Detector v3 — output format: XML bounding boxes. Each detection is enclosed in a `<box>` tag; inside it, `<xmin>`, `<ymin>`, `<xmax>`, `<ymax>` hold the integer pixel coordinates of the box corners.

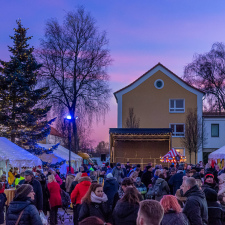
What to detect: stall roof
<box><xmin>0</xmin><ymin>137</ymin><xmax>42</xmax><ymax>168</ymax></box>
<box><xmin>109</xmin><ymin>128</ymin><xmax>172</xmax><ymax>135</ymax></box>
<box><xmin>208</xmin><ymin>145</ymin><xmax>225</xmax><ymax>160</ymax></box>
<box><xmin>37</xmin><ymin>143</ymin><xmax>82</xmax><ymax>162</ymax></box>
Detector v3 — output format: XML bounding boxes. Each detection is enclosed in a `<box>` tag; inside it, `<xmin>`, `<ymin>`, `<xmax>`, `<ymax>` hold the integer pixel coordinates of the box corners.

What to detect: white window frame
<box><xmin>169</xmin><ymin>99</ymin><xmax>185</xmax><ymax>113</ymax></box>
<box><xmin>170</xmin><ymin>123</ymin><xmax>185</xmax><ymax>137</ymax></box>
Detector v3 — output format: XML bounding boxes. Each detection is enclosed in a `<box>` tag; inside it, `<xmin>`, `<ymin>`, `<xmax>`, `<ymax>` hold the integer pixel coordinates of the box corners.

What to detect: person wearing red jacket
<box><xmin>71</xmin><ymin>173</ymin><xmax>91</xmax><ymax>225</ymax></box>
<box><xmin>47</xmin><ymin>174</ymin><xmax>62</xmax><ymax>225</ymax></box>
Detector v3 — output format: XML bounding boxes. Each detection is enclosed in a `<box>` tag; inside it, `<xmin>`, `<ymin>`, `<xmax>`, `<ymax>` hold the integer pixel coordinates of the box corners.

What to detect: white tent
<box><xmin>0</xmin><ymin>137</ymin><xmax>42</xmax><ymax>176</ymax></box>
<box><xmin>37</xmin><ymin>143</ymin><xmax>83</xmax><ymax>172</ymax></box>
<box><xmin>208</xmin><ymin>145</ymin><xmax>225</xmax><ymax>161</ymax></box>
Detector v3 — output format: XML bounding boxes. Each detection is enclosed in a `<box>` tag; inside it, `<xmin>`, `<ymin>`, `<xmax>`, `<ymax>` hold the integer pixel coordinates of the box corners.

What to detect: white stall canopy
<box><xmin>37</xmin><ymin>143</ymin><xmax>82</xmax><ymax>171</ymax></box>
<box><xmin>208</xmin><ymin>145</ymin><xmax>225</xmax><ymax>161</ymax></box>
<box><xmin>0</xmin><ymin>137</ymin><xmax>42</xmax><ymax>168</ymax></box>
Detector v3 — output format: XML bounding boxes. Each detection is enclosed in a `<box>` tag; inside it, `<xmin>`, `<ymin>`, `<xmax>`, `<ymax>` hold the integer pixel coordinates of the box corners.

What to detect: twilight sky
<box><xmin>1</xmin><ymin>0</ymin><xmax>225</xmax><ymax>146</ymax></box>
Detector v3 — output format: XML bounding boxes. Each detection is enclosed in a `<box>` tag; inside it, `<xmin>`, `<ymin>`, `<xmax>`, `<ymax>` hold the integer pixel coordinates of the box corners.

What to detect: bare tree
<box><xmin>37</xmin><ymin>7</ymin><xmax>112</xmax><ymax>153</ymax></box>
<box><xmin>125</xmin><ymin>108</ymin><xmax>140</xmax><ymax>128</ymax></box>
<box><xmin>95</xmin><ymin>141</ymin><xmax>109</xmax><ymax>155</ymax></box>
<box><xmin>181</xmin><ymin>109</ymin><xmax>206</xmax><ymax>164</ymax></box>
<box><xmin>184</xmin><ymin>42</ymin><xmax>225</xmax><ymax>112</ymax></box>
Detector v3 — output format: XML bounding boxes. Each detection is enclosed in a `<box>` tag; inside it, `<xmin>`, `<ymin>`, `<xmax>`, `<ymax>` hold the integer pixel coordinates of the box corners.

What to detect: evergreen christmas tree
<box><xmin>0</xmin><ymin>20</ymin><xmax>55</xmax><ymax>153</ymax></box>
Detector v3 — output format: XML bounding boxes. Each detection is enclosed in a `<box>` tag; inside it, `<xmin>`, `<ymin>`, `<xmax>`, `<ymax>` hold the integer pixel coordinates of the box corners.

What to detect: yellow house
<box><xmin>110</xmin><ymin>63</ymin><xmax>204</xmax><ymax>165</ymax></box>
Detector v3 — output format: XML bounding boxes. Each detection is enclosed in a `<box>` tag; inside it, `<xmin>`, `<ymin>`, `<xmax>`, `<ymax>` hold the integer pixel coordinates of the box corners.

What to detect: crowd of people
<box><xmin>1</xmin><ymin>161</ymin><xmax>225</xmax><ymax>225</ymax></box>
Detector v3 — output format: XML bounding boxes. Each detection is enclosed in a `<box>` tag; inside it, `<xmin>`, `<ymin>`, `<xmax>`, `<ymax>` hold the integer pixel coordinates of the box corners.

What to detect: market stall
<box><xmin>160</xmin><ymin>148</ymin><xmax>186</xmax><ymax>163</ymax></box>
<box><xmin>208</xmin><ymin>145</ymin><xmax>225</xmax><ymax>168</ymax></box>
<box><xmin>37</xmin><ymin>143</ymin><xmax>83</xmax><ymax>172</ymax></box>
<box><xmin>0</xmin><ymin>137</ymin><xmax>42</xmax><ymax>177</ymax></box>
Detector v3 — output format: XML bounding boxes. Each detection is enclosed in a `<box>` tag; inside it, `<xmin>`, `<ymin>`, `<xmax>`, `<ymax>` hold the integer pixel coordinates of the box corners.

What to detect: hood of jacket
<box><xmin>115</xmin><ymin>201</ymin><xmax>139</xmax><ymax>218</ymax></box>
<box><xmin>105</xmin><ymin>177</ymin><xmax>117</xmax><ymax>184</ymax></box>
<box><xmin>155</xmin><ymin>178</ymin><xmax>165</xmax><ymax>184</ymax></box>
<box><xmin>78</xmin><ymin>176</ymin><xmax>92</xmax><ymax>184</ymax></box>
<box><xmin>184</xmin><ymin>185</ymin><xmax>205</xmax><ymax>199</ymax></box>
<box><xmin>8</xmin><ymin>200</ymin><xmax>31</xmax><ymax>214</ymax></box>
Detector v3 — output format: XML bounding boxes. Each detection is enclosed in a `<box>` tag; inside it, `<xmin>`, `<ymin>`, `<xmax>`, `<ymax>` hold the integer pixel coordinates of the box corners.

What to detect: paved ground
<box><xmin>3</xmin><ymin>208</ymin><xmax>74</xmax><ymax>225</ymax></box>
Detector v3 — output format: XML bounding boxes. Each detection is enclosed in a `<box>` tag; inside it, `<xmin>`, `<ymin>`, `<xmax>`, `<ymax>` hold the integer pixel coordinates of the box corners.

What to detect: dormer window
<box><xmin>169</xmin><ymin>99</ymin><xmax>185</xmax><ymax>113</ymax></box>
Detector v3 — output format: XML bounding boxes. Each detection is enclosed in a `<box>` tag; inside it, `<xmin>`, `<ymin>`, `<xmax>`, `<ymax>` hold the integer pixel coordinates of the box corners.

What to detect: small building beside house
<box><xmin>202</xmin><ymin>112</ymin><xmax>225</xmax><ymax>164</ymax></box>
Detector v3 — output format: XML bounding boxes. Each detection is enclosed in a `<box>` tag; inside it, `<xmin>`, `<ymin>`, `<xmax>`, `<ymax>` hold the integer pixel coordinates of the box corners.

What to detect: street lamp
<box><xmin>65</xmin><ymin>115</ymin><xmax>78</xmax><ymax>173</ymax></box>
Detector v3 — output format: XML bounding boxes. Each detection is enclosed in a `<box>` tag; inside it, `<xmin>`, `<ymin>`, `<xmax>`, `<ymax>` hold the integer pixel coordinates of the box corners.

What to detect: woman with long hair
<box><xmin>160</xmin><ymin>195</ymin><xmax>189</xmax><ymax>225</ymax></box>
<box><xmin>113</xmin><ymin>187</ymin><xmax>140</xmax><ymax>225</ymax></box>
<box><xmin>69</xmin><ymin>172</ymin><xmax>82</xmax><ymax>195</ymax></box>
<box><xmin>79</xmin><ymin>183</ymin><xmax>109</xmax><ymax>222</ymax></box>
<box><xmin>47</xmin><ymin>174</ymin><xmax>62</xmax><ymax>225</ymax></box>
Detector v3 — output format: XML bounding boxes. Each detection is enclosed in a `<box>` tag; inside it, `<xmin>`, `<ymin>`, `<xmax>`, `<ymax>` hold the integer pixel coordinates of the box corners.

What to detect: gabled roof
<box><xmin>203</xmin><ymin>112</ymin><xmax>225</xmax><ymax>118</ymax></box>
<box><xmin>50</xmin><ymin>127</ymin><xmax>64</xmax><ymax>138</ymax></box>
<box><xmin>114</xmin><ymin>63</ymin><xmax>204</xmax><ymax>102</ymax></box>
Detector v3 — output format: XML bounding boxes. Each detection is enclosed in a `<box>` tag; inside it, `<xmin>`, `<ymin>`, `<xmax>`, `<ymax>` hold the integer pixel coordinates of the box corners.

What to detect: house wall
<box><xmin>121</xmin><ymin>70</ymin><xmax>198</xmax><ymax>163</ymax></box>
<box><xmin>203</xmin><ymin>117</ymin><xmax>225</xmax><ymax>149</ymax></box>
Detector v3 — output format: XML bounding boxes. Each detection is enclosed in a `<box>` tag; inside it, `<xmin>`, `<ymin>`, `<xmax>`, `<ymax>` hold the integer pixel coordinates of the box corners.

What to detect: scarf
<box><xmin>118</xmin><ymin>186</ymin><xmax>124</xmax><ymax>199</ymax></box>
<box><xmin>91</xmin><ymin>192</ymin><xmax>108</xmax><ymax>203</ymax></box>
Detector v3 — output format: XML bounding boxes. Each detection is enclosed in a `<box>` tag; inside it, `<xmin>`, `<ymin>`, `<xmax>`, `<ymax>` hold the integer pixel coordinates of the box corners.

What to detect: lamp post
<box><xmin>65</xmin><ymin>115</ymin><xmax>78</xmax><ymax>173</ymax></box>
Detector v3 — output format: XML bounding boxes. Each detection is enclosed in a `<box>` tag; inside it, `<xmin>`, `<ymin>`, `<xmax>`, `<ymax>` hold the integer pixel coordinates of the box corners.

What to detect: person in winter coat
<box><xmin>103</xmin><ymin>173</ymin><xmax>119</xmax><ymax>208</ymax></box>
<box><xmin>112</xmin><ymin>163</ymin><xmax>124</xmax><ymax>184</ymax></box>
<box><xmin>112</xmin><ymin>186</ymin><xmax>140</xmax><ymax>225</ymax></box>
<box><xmin>79</xmin><ymin>184</ymin><xmax>109</xmax><ymax>222</ymax></box>
<box><xmin>49</xmin><ymin>169</ymin><xmax>62</xmax><ymax>186</ymax></box>
<box><xmin>79</xmin><ymin>216</ymin><xmax>112</xmax><ymax>225</ymax></box>
<box><xmin>71</xmin><ymin>173</ymin><xmax>92</xmax><ymax>225</ymax></box>
<box><xmin>152</xmin><ymin>169</ymin><xmax>161</xmax><ymax>186</ymax></box>
<box><xmin>0</xmin><ymin>183</ymin><xmax>7</xmax><ymax>225</ymax></box>
<box><xmin>154</xmin><ymin>174</ymin><xmax>170</xmax><ymax>201</ymax></box>
<box><xmin>6</xmin><ymin>184</ymin><xmax>42</xmax><ymax>225</ymax></box>
<box><xmin>204</xmin><ymin>188</ymin><xmax>223</xmax><ymax>225</ymax></box>
<box><xmin>182</xmin><ymin>177</ymin><xmax>208</xmax><ymax>225</ymax></box>
<box><xmin>69</xmin><ymin>172</ymin><xmax>82</xmax><ymax>195</ymax></box>
<box><xmin>141</xmin><ymin>166</ymin><xmax>152</xmax><ymax>188</ymax></box>
<box><xmin>168</xmin><ymin>167</ymin><xmax>184</xmax><ymax>195</ymax></box>
<box><xmin>18</xmin><ymin>170</ymin><xmax>43</xmax><ymax>211</ymax></box>
<box><xmin>160</xmin><ymin>195</ymin><xmax>189</xmax><ymax>225</ymax></box>
<box><xmin>0</xmin><ymin>174</ymin><xmax>9</xmax><ymax>189</ymax></box>
<box><xmin>66</xmin><ymin>173</ymin><xmax>76</xmax><ymax>193</ymax></box>
<box><xmin>135</xmin><ymin>177</ymin><xmax>147</xmax><ymax>200</ymax></box>
<box><xmin>35</xmin><ymin>170</ymin><xmax>49</xmax><ymax>215</ymax></box>
<box><xmin>47</xmin><ymin>174</ymin><xmax>62</xmax><ymax>225</ymax></box>
<box><xmin>202</xmin><ymin>173</ymin><xmax>219</xmax><ymax>193</ymax></box>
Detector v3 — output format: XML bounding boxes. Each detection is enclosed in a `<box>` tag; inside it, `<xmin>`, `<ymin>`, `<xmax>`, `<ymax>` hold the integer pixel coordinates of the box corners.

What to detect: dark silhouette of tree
<box><xmin>184</xmin><ymin>42</ymin><xmax>225</xmax><ymax>112</ymax></box>
<box><xmin>0</xmin><ymin>20</ymin><xmax>53</xmax><ymax>151</ymax></box>
<box><xmin>37</xmin><ymin>7</ymin><xmax>112</xmax><ymax>153</ymax></box>
<box><xmin>95</xmin><ymin>141</ymin><xmax>109</xmax><ymax>155</ymax></box>
<box><xmin>181</xmin><ymin>109</ymin><xmax>206</xmax><ymax>164</ymax></box>
<box><xmin>125</xmin><ymin>108</ymin><xmax>140</xmax><ymax>128</ymax></box>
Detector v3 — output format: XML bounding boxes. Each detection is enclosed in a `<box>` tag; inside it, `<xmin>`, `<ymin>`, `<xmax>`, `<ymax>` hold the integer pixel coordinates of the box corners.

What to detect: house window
<box><xmin>169</xmin><ymin>99</ymin><xmax>185</xmax><ymax>113</ymax></box>
<box><xmin>211</xmin><ymin>124</ymin><xmax>219</xmax><ymax>137</ymax></box>
<box><xmin>154</xmin><ymin>79</ymin><xmax>164</xmax><ymax>89</ymax></box>
<box><xmin>170</xmin><ymin>124</ymin><xmax>185</xmax><ymax>137</ymax></box>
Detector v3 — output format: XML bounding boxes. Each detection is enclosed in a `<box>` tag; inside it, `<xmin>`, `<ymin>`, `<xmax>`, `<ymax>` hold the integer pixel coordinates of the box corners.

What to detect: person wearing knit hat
<box><xmin>112</xmin><ymin>162</ymin><xmax>124</xmax><ymax>184</ymax></box>
<box><xmin>106</xmin><ymin>173</ymin><xmax>113</xmax><ymax>179</ymax></box>
<box><xmin>18</xmin><ymin>170</ymin><xmax>43</xmax><ymax>211</ymax></box>
<box><xmin>202</xmin><ymin>173</ymin><xmax>219</xmax><ymax>193</ymax></box>
<box><xmin>204</xmin><ymin>188</ymin><xmax>223</xmax><ymax>225</ymax></box>
<box><xmin>6</xmin><ymin>184</ymin><xmax>42</xmax><ymax>225</ymax></box>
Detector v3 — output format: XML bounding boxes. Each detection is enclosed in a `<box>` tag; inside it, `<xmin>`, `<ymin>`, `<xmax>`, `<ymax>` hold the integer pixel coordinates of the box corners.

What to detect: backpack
<box><xmin>146</xmin><ymin>187</ymin><xmax>155</xmax><ymax>199</ymax></box>
<box><xmin>61</xmin><ymin>189</ymin><xmax>70</xmax><ymax>208</ymax></box>
<box><xmin>154</xmin><ymin>182</ymin><xmax>163</xmax><ymax>197</ymax></box>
